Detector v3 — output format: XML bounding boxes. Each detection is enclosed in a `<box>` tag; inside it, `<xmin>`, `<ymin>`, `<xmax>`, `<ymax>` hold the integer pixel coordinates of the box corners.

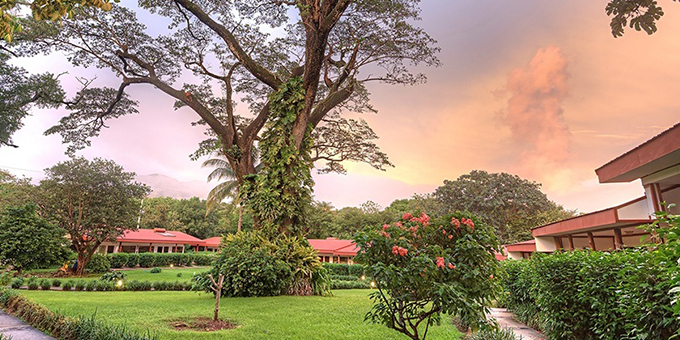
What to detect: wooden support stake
<box><xmin>614</xmin><ymin>228</ymin><xmax>623</xmax><ymax>250</ymax></box>
<box><xmin>587</xmin><ymin>232</ymin><xmax>596</xmax><ymax>251</ymax></box>
<box><xmin>567</xmin><ymin>235</ymin><xmax>574</xmax><ymax>250</ymax></box>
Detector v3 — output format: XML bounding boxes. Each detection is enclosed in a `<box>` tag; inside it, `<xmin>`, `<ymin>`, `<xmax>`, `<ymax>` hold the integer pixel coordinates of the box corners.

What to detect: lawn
<box><xmin>86</xmin><ymin>266</ymin><xmax>210</xmax><ymax>282</ymax></box>
<box><xmin>20</xmin><ymin>289</ymin><xmax>461</xmax><ymax>339</ymax></box>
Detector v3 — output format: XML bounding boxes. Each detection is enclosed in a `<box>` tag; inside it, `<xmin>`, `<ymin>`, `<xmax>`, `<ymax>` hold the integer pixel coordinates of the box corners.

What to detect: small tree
<box><xmin>38</xmin><ymin>157</ymin><xmax>149</xmax><ymax>275</ymax></box>
<box><xmin>354</xmin><ymin>212</ymin><xmax>502</xmax><ymax>340</ymax></box>
<box><xmin>208</xmin><ymin>273</ymin><xmax>225</xmax><ymax>322</ymax></box>
<box><xmin>0</xmin><ymin>204</ymin><xmax>71</xmax><ymax>273</ymax></box>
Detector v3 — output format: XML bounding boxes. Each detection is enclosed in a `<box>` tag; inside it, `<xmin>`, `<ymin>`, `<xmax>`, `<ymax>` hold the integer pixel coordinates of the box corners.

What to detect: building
<box><xmin>201</xmin><ymin>237</ymin><xmax>222</xmax><ymax>252</ymax></box>
<box><xmin>98</xmin><ymin>228</ymin><xmax>204</xmax><ymax>254</ymax></box>
<box><xmin>307</xmin><ymin>237</ymin><xmax>359</xmax><ymax>264</ymax></box>
<box><xmin>505</xmin><ymin>123</ymin><xmax>680</xmax><ymax>260</ymax></box>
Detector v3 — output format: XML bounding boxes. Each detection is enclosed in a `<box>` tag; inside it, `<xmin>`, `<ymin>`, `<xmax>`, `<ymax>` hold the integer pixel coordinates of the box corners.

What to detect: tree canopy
<box><xmin>38</xmin><ymin>157</ymin><xmax>149</xmax><ymax>275</ymax></box>
<box><xmin>433</xmin><ymin>170</ymin><xmax>575</xmax><ymax>244</ymax></box>
<box><xmin>0</xmin><ymin>204</ymin><xmax>71</xmax><ymax>273</ymax></box>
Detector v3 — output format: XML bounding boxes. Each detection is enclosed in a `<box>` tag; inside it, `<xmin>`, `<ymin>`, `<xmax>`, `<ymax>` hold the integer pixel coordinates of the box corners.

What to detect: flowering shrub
<box><xmin>355</xmin><ymin>212</ymin><xmax>501</xmax><ymax>340</ymax></box>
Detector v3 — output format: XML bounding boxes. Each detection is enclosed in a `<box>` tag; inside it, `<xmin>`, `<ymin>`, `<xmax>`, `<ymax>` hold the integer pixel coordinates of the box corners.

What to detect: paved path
<box><xmin>0</xmin><ymin>310</ymin><xmax>54</xmax><ymax>340</ymax></box>
<box><xmin>488</xmin><ymin>308</ymin><xmax>546</xmax><ymax>340</ymax></box>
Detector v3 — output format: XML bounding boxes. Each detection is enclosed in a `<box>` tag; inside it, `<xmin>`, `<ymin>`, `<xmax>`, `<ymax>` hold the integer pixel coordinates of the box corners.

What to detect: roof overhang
<box><xmin>505</xmin><ymin>241</ymin><xmax>536</xmax><ymax>253</ymax></box>
<box><xmin>532</xmin><ymin>196</ymin><xmax>651</xmax><ymax>237</ymax></box>
<box><xmin>596</xmin><ymin>123</ymin><xmax>680</xmax><ymax>183</ymax></box>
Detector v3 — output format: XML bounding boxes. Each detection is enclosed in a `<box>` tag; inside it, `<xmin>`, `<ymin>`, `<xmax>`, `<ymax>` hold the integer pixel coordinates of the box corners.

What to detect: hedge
<box><xmin>105</xmin><ymin>252</ymin><xmax>215</xmax><ymax>268</ymax></box>
<box><xmin>0</xmin><ymin>287</ymin><xmax>157</xmax><ymax>339</ymax></box>
<box><xmin>502</xmin><ymin>249</ymin><xmax>679</xmax><ymax>339</ymax></box>
<box><xmin>322</xmin><ymin>263</ymin><xmax>364</xmax><ymax>276</ymax></box>
<box><xmin>330</xmin><ymin>280</ymin><xmax>370</xmax><ymax>290</ymax></box>
<box><xmin>55</xmin><ymin>280</ymin><xmax>191</xmax><ymax>292</ymax></box>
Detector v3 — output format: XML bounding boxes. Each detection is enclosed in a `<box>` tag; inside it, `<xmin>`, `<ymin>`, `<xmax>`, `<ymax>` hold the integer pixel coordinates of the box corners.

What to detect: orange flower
<box><xmin>436</xmin><ymin>257</ymin><xmax>445</xmax><ymax>268</ymax></box>
<box><xmin>448</xmin><ymin>263</ymin><xmax>455</xmax><ymax>269</ymax></box>
<box><xmin>448</xmin><ymin>235</ymin><xmax>453</xmax><ymax>239</ymax></box>
<box><xmin>402</xmin><ymin>212</ymin><xmax>413</xmax><ymax>220</ymax></box>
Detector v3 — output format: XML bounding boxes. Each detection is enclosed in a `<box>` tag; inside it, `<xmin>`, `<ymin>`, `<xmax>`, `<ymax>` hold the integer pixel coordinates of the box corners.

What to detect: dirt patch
<box><xmin>170</xmin><ymin>317</ymin><xmax>237</xmax><ymax>332</ymax></box>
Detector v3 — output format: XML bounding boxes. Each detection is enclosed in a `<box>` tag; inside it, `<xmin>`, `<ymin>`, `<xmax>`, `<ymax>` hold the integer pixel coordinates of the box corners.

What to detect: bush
<box><xmin>108</xmin><ymin>253</ymin><xmax>129</xmax><ymax>268</ymax></box>
<box><xmin>74</xmin><ymin>280</ymin><xmax>86</xmax><ymax>291</ymax></box>
<box><xmin>95</xmin><ymin>280</ymin><xmax>112</xmax><ymax>291</ymax></box>
<box><xmin>329</xmin><ymin>274</ymin><xmax>359</xmax><ymax>281</ymax></box>
<box><xmin>192</xmin><ymin>253</ymin><xmax>214</xmax><ymax>266</ymax></box>
<box><xmin>61</xmin><ymin>280</ymin><xmax>74</xmax><ymax>291</ymax></box>
<box><xmin>502</xmin><ymin>249</ymin><xmax>679</xmax><ymax>339</ymax></box>
<box><xmin>465</xmin><ymin>327</ymin><xmax>517</xmax><ymax>340</ymax></box>
<box><xmin>138</xmin><ymin>253</ymin><xmax>155</xmax><ymax>268</ymax></box>
<box><xmin>126</xmin><ymin>253</ymin><xmax>140</xmax><ymax>268</ymax></box>
<box><xmin>52</xmin><ymin>279</ymin><xmax>62</xmax><ymax>288</ymax></box>
<box><xmin>100</xmin><ymin>271</ymin><xmax>126</xmax><ymax>282</ymax></box>
<box><xmin>152</xmin><ymin>281</ymin><xmax>168</xmax><ymax>291</ymax></box>
<box><xmin>85</xmin><ymin>254</ymin><xmax>111</xmax><ymax>273</ymax></box>
<box><xmin>139</xmin><ymin>281</ymin><xmax>152</xmax><ymax>291</ymax></box>
<box><xmin>85</xmin><ymin>280</ymin><xmax>97</xmax><ymax>291</ymax></box>
<box><xmin>150</xmin><ymin>267</ymin><xmax>162</xmax><ymax>274</ymax></box>
<box><xmin>354</xmin><ymin>212</ymin><xmax>502</xmax><ymax>337</ymax></box>
<box><xmin>153</xmin><ymin>253</ymin><xmax>170</xmax><ymax>267</ymax></box>
<box><xmin>330</xmin><ymin>280</ymin><xmax>370</xmax><ymax>289</ymax></box>
<box><xmin>323</xmin><ymin>263</ymin><xmax>349</xmax><ymax>275</ymax></box>
<box><xmin>0</xmin><ymin>272</ymin><xmax>10</xmax><ymax>286</ymax></box>
<box><xmin>348</xmin><ymin>264</ymin><xmax>364</xmax><ymax>277</ymax></box>
<box><xmin>10</xmin><ymin>278</ymin><xmax>23</xmax><ymax>289</ymax></box>
<box><xmin>27</xmin><ymin>280</ymin><xmax>39</xmax><ymax>290</ymax></box>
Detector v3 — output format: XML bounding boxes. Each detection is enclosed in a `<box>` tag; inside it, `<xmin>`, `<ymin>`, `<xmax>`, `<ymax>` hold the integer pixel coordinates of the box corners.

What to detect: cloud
<box><xmin>499</xmin><ymin>46</ymin><xmax>573</xmax><ymax>191</ymax></box>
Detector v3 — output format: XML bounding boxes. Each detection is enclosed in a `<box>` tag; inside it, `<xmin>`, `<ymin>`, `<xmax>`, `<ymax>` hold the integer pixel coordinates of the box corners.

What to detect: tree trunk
<box><xmin>214</xmin><ymin>290</ymin><xmax>221</xmax><ymax>321</ymax></box>
<box><xmin>76</xmin><ymin>253</ymin><xmax>87</xmax><ymax>276</ymax></box>
<box><xmin>237</xmin><ymin>205</ymin><xmax>242</xmax><ymax>232</ymax></box>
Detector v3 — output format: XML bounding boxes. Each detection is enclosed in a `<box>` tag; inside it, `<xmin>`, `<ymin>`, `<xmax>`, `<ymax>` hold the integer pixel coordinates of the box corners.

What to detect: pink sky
<box><xmin>2</xmin><ymin>0</ymin><xmax>679</xmax><ymax>213</ymax></box>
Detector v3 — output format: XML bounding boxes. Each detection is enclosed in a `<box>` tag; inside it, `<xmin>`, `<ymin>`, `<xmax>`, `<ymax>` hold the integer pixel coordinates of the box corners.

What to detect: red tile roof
<box><xmin>117</xmin><ymin>229</ymin><xmax>204</xmax><ymax>245</ymax></box>
<box><xmin>307</xmin><ymin>237</ymin><xmax>359</xmax><ymax>256</ymax></box>
<box><xmin>203</xmin><ymin>237</ymin><xmax>222</xmax><ymax>248</ymax></box>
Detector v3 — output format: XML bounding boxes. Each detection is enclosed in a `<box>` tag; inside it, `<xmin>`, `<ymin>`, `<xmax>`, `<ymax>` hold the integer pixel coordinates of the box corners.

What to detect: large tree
<box><xmin>38</xmin><ymin>157</ymin><xmax>149</xmax><ymax>275</ymax></box>
<box><xmin>434</xmin><ymin>170</ymin><xmax>575</xmax><ymax>244</ymax></box>
<box><xmin>0</xmin><ymin>204</ymin><xmax>71</xmax><ymax>273</ymax></box>
<box><xmin>17</xmin><ymin>0</ymin><xmax>439</xmax><ymax>232</ymax></box>
<box><xmin>0</xmin><ymin>169</ymin><xmax>35</xmax><ymax>211</ymax></box>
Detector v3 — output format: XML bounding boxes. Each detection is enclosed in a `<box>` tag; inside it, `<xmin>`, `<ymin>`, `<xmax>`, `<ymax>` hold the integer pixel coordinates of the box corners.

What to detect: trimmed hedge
<box><xmin>322</xmin><ymin>263</ymin><xmax>364</xmax><ymax>276</ymax></box>
<box><xmin>106</xmin><ymin>252</ymin><xmax>215</xmax><ymax>268</ymax></box>
<box><xmin>0</xmin><ymin>287</ymin><xmax>157</xmax><ymax>339</ymax></box>
<box><xmin>85</xmin><ymin>254</ymin><xmax>111</xmax><ymax>273</ymax></box>
<box><xmin>56</xmin><ymin>280</ymin><xmax>189</xmax><ymax>292</ymax></box>
<box><xmin>502</xmin><ymin>249</ymin><xmax>679</xmax><ymax>339</ymax></box>
<box><xmin>330</xmin><ymin>280</ymin><xmax>370</xmax><ymax>289</ymax></box>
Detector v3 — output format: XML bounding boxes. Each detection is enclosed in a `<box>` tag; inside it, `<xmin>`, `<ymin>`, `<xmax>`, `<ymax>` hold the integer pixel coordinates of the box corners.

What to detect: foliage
<box><xmin>38</xmin><ymin>157</ymin><xmax>149</xmax><ymax>275</ymax></box>
<box><xmin>85</xmin><ymin>254</ymin><xmax>111</xmax><ymax>274</ymax></box>
<box><xmin>0</xmin><ymin>204</ymin><xmax>71</xmax><ymax>273</ymax></box>
<box><xmin>52</xmin><ymin>279</ymin><xmax>61</xmax><ymax>287</ymax></box>
<box><xmin>606</xmin><ymin>0</ymin><xmax>679</xmax><ymax>37</ymax></box>
<box><xmin>27</xmin><ymin>280</ymin><xmax>39</xmax><ymax>290</ymax></box>
<box><xmin>125</xmin><ymin>253</ymin><xmax>140</xmax><ymax>268</ymax></box>
<box><xmin>433</xmin><ymin>170</ymin><xmax>575</xmax><ymax>244</ymax></box>
<box><xmin>10</xmin><ymin>278</ymin><xmax>23</xmax><ymax>289</ymax></box>
<box><xmin>0</xmin><ymin>288</ymin><xmax>158</xmax><ymax>339</ymax></box>
<box><xmin>196</xmin><ymin>230</ymin><xmax>329</xmax><ymax>297</ymax></box>
<box><xmin>61</xmin><ymin>280</ymin><xmax>74</xmax><ymax>291</ymax></box>
<box><xmin>240</xmin><ymin>77</ymin><xmax>314</xmax><ymax>234</ymax></box>
<box><xmin>150</xmin><ymin>267</ymin><xmax>161</xmax><ymax>274</ymax></box>
<box><xmin>108</xmin><ymin>253</ymin><xmax>129</xmax><ymax>268</ymax></box>
<box><xmin>138</xmin><ymin>253</ymin><xmax>155</xmax><ymax>268</ymax></box>
<box><xmin>502</xmin><ymin>248</ymin><xmax>679</xmax><ymax>339</ymax></box>
<box><xmin>74</xmin><ymin>280</ymin><xmax>86</xmax><ymax>291</ymax></box>
<box><xmin>100</xmin><ymin>271</ymin><xmax>126</xmax><ymax>282</ymax></box>
<box><xmin>355</xmin><ymin>212</ymin><xmax>502</xmax><ymax>339</ymax></box>
<box><xmin>39</xmin><ymin>279</ymin><xmax>51</xmax><ymax>290</ymax></box>
<box><xmin>465</xmin><ymin>327</ymin><xmax>518</xmax><ymax>340</ymax></box>
<box><xmin>330</xmin><ymin>280</ymin><xmax>371</xmax><ymax>290</ymax></box>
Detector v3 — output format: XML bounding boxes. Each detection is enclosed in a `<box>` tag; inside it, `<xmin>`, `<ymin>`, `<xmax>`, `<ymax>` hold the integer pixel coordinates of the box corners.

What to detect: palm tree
<box><xmin>202</xmin><ymin>151</ymin><xmax>261</xmax><ymax>232</ymax></box>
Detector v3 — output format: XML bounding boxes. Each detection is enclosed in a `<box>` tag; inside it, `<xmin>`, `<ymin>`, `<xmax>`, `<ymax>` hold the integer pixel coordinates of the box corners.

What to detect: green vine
<box><xmin>240</xmin><ymin>77</ymin><xmax>314</xmax><ymax>235</ymax></box>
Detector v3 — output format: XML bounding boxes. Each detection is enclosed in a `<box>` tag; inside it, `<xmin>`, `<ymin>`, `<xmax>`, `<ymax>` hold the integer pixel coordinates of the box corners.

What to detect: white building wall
<box><xmin>535</xmin><ymin>237</ymin><xmax>556</xmax><ymax>252</ymax></box>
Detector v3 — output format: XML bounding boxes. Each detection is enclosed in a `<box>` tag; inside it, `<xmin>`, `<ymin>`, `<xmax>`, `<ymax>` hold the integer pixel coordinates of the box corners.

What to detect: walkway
<box><xmin>488</xmin><ymin>308</ymin><xmax>546</xmax><ymax>340</ymax></box>
<box><xmin>0</xmin><ymin>310</ymin><xmax>54</xmax><ymax>340</ymax></box>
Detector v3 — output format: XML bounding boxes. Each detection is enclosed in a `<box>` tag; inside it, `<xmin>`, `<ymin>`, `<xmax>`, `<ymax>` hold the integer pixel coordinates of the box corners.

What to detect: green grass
<box><xmin>71</xmin><ymin>266</ymin><xmax>211</xmax><ymax>282</ymax></box>
<box><xmin>21</xmin><ymin>290</ymin><xmax>461</xmax><ymax>339</ymax></box>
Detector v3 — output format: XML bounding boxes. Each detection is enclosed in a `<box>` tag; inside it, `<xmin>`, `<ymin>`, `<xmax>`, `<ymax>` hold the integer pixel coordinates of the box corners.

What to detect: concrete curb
<box><xmin>0</xmin><ymin>310</ymin><xmax>54</xmax><ymax>340</ymax></box>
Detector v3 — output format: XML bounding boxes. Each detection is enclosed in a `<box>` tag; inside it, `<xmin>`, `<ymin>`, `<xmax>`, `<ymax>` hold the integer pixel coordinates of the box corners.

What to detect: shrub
<box><xmin>348</xmin><ymin>264</ymin><xmax>364</xmax><ymax>277</ymax></box>
<box><xmin>330</xmin><ymin>280</ymin><xmax>370</xmax><ymax>289</ymax></box>
<box><xmin>323</xmin><ymin>263</ymin><xmax>350</xmax><ymax>275</ymax></box>
<box><xmin>150</xmin><ymin>267</ymin><xmax>162</xmax><ymax>274</ymax></box>
<box><xmin>151</xmin><ymin>281</ymin><xmax>166</xmax><ymax>291</ymax></box>
<box><xmin>85</xmin><ymin>254</ymin><xmax>111</xmax><ymax>273</ymax></box>
<box><xmin>176</xmin><ymin>273</ymin><xmax>182</xmax><ymax>278</ymax></box>
<box><xmin>192</xmin><ymin>253</ymin><xmax>214</xmax><ymax>266</ymax></box>
<box><xmin>0</xmin><ymin>272</ymin><xmax>11</xmax><ymax>286</ymax></box>
<box><xmin>74</xmin><ymin>280</ymin><xmax>86</xmax><ymax>291</ymax></box>
<box><xmin>51</xmin><ymin>279</ymin><xmax>62</xmax><ymax>288</ymax></box>
<box><xmin>139</xmin><ymin>281</ymin><xmax>152</xmax><ymax>291</ymax></box>
<box><xmin>108</xmin><ymin>253</ymin><xmax>129</xmax><ymax>268</ymax></box>
<box><xmin>85</xmin><ymin>280</ymin><xmax>97</xmax><ymax>291</ymax></box>
<box><xmin>354</xmin><ymin>212</ymin><xmax>502</xmax><ymax>337</ymax></box>
<box><xmin>27</xmin><ymin>280</ymin><xmax>39</xmax><ymax>290</ymax></box>
<box><xmin>100</xmin><ymin>271</ymin><xmax>126</xmax><ymax>282</ymax></box>
<box><xmin>138</xmin><ymin>253</ymin><xmax>155</xmax><ymax>268</ymax></box>
<box><xmin>126</xmin><ymin>253</ymin><xmax>140</xmax><ymax>268</ymax></box>
<box><xmin>42</xmin><ymin>279</ymin><xmax>52</xmax><ymax>290</ymax></box>
<box><xmin>329</xmin><ymin>274</ymin><xmax>359</xmax><ymax>281</ymax></box>
<box><xmin>95</xmin><ymin>280</ymin><xmax>111</xmax><ymax>291</ymax></box>
<box><xmin>154</xmin><ymin>253</ymin><xmax>171</xmax><ymax>267</ymax></box>
<box><xmin>61</xmin><ymin>280</ymin><xmax>74</xmax><ymax>291</ymax></box>
<box><xmin>465</xmin><ymin>327</ymin><xmax>517</xmax><ymax>340</ymax></box>
<box><xmin>10</xmin><ymin>278</ymin><xmax>23</xmax><ymax>289</ymax></box>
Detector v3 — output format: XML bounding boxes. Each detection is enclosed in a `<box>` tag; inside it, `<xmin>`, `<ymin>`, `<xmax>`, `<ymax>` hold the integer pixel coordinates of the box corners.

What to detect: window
<box><xmin>107</xmin><ymin>245</ymin><xmax>115</xmax><ymax>253</ymax></box>
<box><xmin>121</xmin><ymin>246</ymin><xmax>136</xmax><ymax>253</ymax></box>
